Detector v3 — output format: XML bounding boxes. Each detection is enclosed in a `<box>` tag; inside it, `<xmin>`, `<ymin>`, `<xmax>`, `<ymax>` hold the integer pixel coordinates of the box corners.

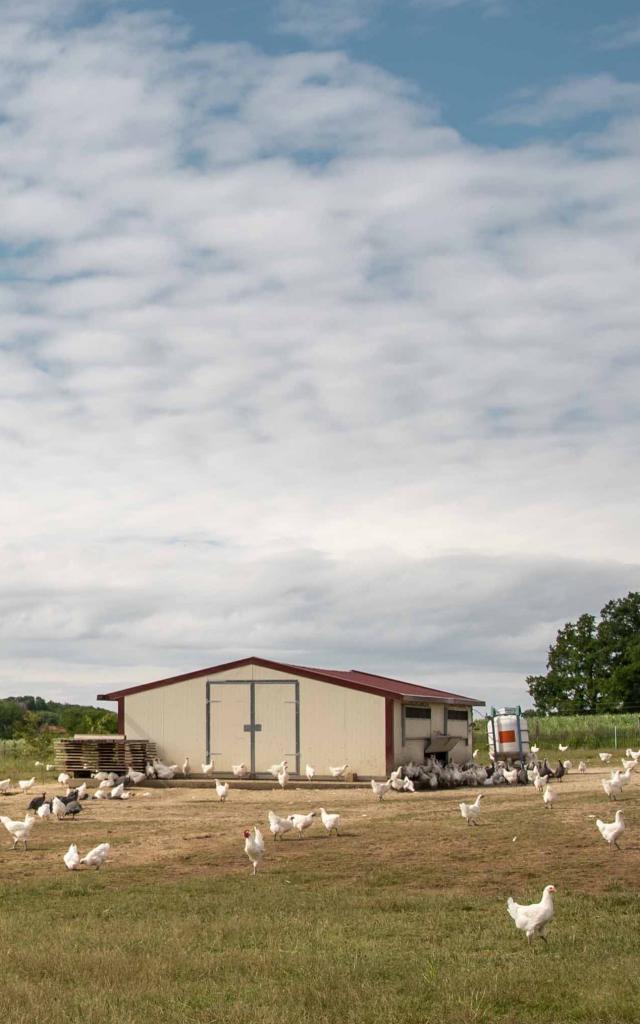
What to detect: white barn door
<box><xmin>206</xmin><ymin>678</ymin><xmax>300</xmax><ymax>775</ymax></box>
<box><xmin>254</xmin><ymin>682</ymin><xmax>298</xmax><ymax>775</ymax></box>
<box><xmin>207</xmin><ymin>682</ymin><xmax>251</xmax><ymax>772</ymax></box>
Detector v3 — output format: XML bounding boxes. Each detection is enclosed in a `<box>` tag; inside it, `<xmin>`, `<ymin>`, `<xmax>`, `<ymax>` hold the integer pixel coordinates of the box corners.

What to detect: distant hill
<box><xmin>0</xmin><ymin>695</ymin><xmax>117</xmax><ymax>738</ymax></box>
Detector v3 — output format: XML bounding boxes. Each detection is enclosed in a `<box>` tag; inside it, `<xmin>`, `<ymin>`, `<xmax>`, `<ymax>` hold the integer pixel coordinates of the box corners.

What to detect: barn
<box><xmin>98</xmin><ymin>656</ymin><xmax>484</xmax><ymax>778</ymax></box>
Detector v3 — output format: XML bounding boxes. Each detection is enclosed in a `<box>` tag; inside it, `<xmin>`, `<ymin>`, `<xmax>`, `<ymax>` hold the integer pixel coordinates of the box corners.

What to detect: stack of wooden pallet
<box><xmin>53</xmin><ymin>736</ymin><xmax>158</xmax><ymax>775</ymax></box>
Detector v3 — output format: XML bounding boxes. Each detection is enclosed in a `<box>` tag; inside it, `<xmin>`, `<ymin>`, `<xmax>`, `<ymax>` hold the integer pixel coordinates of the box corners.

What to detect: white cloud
<box><xmin>493</xmin><ymin>73</ymin><xmax>640</xmax><ymax>125</ymax></box>
<box><xmin>594</xmin><ymin>16</ymin><xmax>640</xmax><ymax>51</ymax></box>
<box><xmin>0</xmin><ymin>2</ymin><xmax>639</xmax><ymax>710</ymax></box>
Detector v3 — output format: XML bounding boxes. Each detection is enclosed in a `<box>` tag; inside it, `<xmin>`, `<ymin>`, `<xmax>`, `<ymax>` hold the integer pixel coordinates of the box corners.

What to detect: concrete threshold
<box><xmin>72</xmin><ymin>776</ymin><xmax>371</xmax><ymax>791</ymax></box>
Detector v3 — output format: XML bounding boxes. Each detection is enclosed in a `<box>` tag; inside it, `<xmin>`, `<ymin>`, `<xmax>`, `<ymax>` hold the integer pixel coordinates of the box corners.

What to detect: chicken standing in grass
<box><xmin>288</xmin><ymin>811</ymin><xmax>316</xmax><ymax>838</ymax></box>
<box><xmin>558</xmin><ymin>744</ymin><xmax>568</xmax><ymax>753</ymax></box>
<box><xmin>602</xmin><ymin>777</ymin><xmax>623</xmax><ymax>801</ymax></box>
<box><xmin>531</xmin><ymin>745</ymin><xmax>539</xmax><ymax>754</ymax></box>
<box><xmin>371</xmin><ymin>778</ymin><xmax>391</xmax><ymax>801</ymax></box>
<box><xmin>319</xmin><ymin>807</ymin><xmax>340</xmax><ymax>836</ymax></box>
<box><xmin>63</xmin><ymin>843</ymin><xmax>81</xmax><ymax>870</ymax></box>
<box><xmin>596</xmin><ymin>810</ymin><xmax>625</xmax><ymax>851</ymax></box>
<box><xmin>214</xmin><ymin>779</ymin><xmax>229</xmax><ymax>802</ymax></box>
<box><xmin>81</xmin><ymin>843</ymin><xmax>110</xmax><ymax>869</ymax></box>
<box><xmin>0</xmin><ymin>813</ymin><xmax>36</xmax><ymax>849</ymax></box>
<box><xmin>244</xmin><ymin>827</ymin><xmax>265</xmax><ymax>875</ymax></box>
<box><xmin>459</xmin><ymin>794</ymin><xmax>483</xmax><ymax>825</ymax></box>
<box><xmin>268</xmin><ymin>810</ymin><xmax>294</xmax><ymax>840</ymax></box>
<box><xmin>507</xmin><ymin>885</ymin><xmax>556</xmax><ymax>944</ymax></box>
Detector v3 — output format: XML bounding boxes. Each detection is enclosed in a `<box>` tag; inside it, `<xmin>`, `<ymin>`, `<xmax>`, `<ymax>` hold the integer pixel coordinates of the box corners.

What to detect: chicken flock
<box><xmin>0</xmin><ymin>745</ymin><xmax>636</xmax><ymax>946</ymax></box>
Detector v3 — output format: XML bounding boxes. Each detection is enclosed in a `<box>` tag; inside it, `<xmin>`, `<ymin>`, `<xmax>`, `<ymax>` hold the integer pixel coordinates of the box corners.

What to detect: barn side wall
<box><xmin>123</xmin><ymin>662</ymin><xmax>387</xmax><ymax>776</ymax></box>
<box><xmin>393</xmin><ymin>702</ymin><xmax>472</xmax><ymax>765</ymax></box>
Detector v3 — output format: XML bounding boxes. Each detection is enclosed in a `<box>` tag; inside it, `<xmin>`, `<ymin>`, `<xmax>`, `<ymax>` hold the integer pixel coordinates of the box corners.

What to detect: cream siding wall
<box><xmin>123</xmin><ymin>662</ymin><xmax>387</xmax><ymax>776</ymax></box>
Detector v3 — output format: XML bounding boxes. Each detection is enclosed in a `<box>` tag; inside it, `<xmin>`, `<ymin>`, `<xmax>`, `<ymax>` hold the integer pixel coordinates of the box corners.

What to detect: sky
<box><xmin>1</xmin><ymin>0</ymin><xmax>639</xmax><ymax>714</ymax></box>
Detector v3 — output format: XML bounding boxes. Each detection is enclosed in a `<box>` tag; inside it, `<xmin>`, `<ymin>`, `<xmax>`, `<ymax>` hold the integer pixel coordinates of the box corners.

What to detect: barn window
<box><xmin>447</xmin><ymin>710</ymin><xmax>469</xmax><ymax>721</ymax></box>
<box><xmin>405</xmin><ymin>706</ymin><xmax>431</xmax><ymax>719</ymax></box>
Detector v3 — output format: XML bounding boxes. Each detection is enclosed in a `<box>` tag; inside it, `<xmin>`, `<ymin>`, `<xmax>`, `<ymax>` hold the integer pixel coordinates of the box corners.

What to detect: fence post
<box><xmin>614</xmin><ymin>725</ymin><xmax>618</xmax><ymax>750</ymax></box>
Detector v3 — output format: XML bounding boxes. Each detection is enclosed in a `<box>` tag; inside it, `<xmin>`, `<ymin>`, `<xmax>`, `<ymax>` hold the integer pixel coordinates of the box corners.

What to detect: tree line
<box><xmin>0</xmin><ymin>695</ymin><xmax>117</xmax><ymax>739</ymax></box>
<box><xmin>527</xmin><ymin>591</ymin><xmax>640</xmax><ymax>714</ymax></box>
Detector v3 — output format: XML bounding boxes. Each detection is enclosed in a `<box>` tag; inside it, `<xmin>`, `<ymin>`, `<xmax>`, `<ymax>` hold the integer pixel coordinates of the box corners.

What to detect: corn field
<box><xmin>473</xmin><ymin>712</ymin><xmax>640</xmax><ymax>751</ymax></box>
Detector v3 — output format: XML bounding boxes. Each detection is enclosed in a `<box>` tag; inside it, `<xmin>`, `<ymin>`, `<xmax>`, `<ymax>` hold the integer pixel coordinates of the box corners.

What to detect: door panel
<box><xmin>254</xmin><ymin>683</ymin><xmax>297</xmax><ymax>774</ymax></box>
<box><xmin>209</xmin><ymin>683</ymin><xmax>251</xmax><ymax>771</ymax></box>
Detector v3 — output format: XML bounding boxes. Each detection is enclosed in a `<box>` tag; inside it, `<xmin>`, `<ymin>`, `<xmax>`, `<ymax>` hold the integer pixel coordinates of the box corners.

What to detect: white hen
<box><xmin>277</xmin><ymin>766</ymin><xmax>289</xmax><ymax>789</ymax></box>
<box><xmin>244</xmin><ymin>826</ymin><xmax>265</xmax><ymax>875</ymax></box>
<box><xmin>596</xmin><ymin>810</ymin><xmax>624</xmax><ymax>850</ymax></box>
<box><xmin>201</xmin><ymin>760</ymin><xmax>215</xmax><ymax>775</ymax></box>
<box><xmin>305</xmin><ymin>764</ymin><xmax>316</xmax><ymax>781</ymax></box>
<box><xmin>542</xmin><ymin>785</ymin><xmax>555</xmax><ymax>808</ymax></box>
<box><xmin>319</xmin><ymin>807</ymin><xmax>340</xmax><ymax>836</ymax></box>
<box><xmin>37</xmin><ymin>802</ymin><xmax>51</xmax><ymax>820</ymax></box>
<box><xmin>371</xmin><ymin>778</ymin><xmax>391</xmax><ymax>801</ymax></box>
<box><xmin>602</xmin><ymin>777</ymin><xmax>623</xmax><ymax>801</ymax></box>
<box><xmin>0</xmin><ymin>778</ymin><xmax>11</xmax><ymax>793</ymax></box>
<box><xmin>52</xmin><ymin>796</ymin><xmax>67</xmax><ymax>819</ymax></box>
<box><xmin>268</xmin><ymin>760</ymin><xmax>287</xmax><ymax>779</ymax></box>
<box><xmin>625</xmin><ymin>748</ymin><xmax>640</xmax><ymax>760</ymax></box>
<box><xmin>288</xmin><ymin>811</ymin><xmax>316</xmax><ymax>838</ymax></box>
<box><xmin>232</xmin><ymin>763</ymin><xmax>250</xmax><ymax>778</ymax></box>
<box><xmin>531</xmin><ymin>745</ymin><xmax>539</xmax><ymax>754</ymax></box>
<box><xmin>599</xmin><ymin>752</ymin><xmax>612</xmax><ymax>763</ymax></box>
<box><xmin>81</xmin><ymin>843</ymin><xmax>110</xmax><ymax>869</ymax></box>
<box><xmin>329</xmin><ymin>764</ymin><xmax>349</xmax><ymax>779</ymax></box>
<box><xmin>459</xmin><ymin>794</ymin><xmax>483</xmax><ymax>825</ymax></box>
<box><xmin>214</xmin><ymin>779</ymin><xmax>229</xmax><ymax>802</ymax></box>
<box><xmin>533</xmin><ymin>775</ymin><xmax>545</xmax><ymax>793</ymax></box>
<box><xmin>57</xmin><ymin>773</ymin><xmax>71</xmax><ymax>786</ymax></box>
<box><xmin>578</xmin><ymin>761</ymin><xmax>587</xmax><ymax>773</ymax></box>
<box><xmin>0</xmin><ymin>813</ymin><xmax>36</xmax><ymax>849</ymax></box>
<box><xmin>507</xmin><ymin>885</ymin><xmax>556</xmax><ymax>943</ymax></box>
<box><xmin>402</xmin><ymin>777</ymin><xmax>415</xmax><ymax>792</ymax></box>
<box><xmin>267</xmin><ymin>810</ymin><xmax>294</xmax><ymax>840</ymax></box>
<box><xmin>18</xmin><ymin>777</ymin><xmax>36</xmax><ymax>792</ymax></box>
<box><xmin>63</xmin><ymin>843</ymin><xmax>81</xmax><ymax>870</ymax></box>
<box><xmin>503</xmin><ymin>767</ymin><xmax>518</xmax><ymax>785</ymax></box>
<box><xmin>558</xmin><ymin>744</ymin><xmax>568</xmax><ymax>752</ymax></box>
<box><xmin>182</xmin><ymin>757</ymin><xmax>191</xmax><ymax>776</ymax></box>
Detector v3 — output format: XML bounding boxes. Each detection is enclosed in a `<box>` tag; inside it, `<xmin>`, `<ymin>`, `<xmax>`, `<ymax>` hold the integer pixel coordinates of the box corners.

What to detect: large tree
<box><xmin>527</xmin><ymin>592</ymin><xmax>640</xmax><ymax>714</ymax></box>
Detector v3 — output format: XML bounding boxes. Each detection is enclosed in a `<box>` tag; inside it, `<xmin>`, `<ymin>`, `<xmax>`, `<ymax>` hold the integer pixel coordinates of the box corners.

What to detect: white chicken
<box><xmin>402</xmin><ymin>777</ymin><xmax>415</xmax><ymax>792</ymax></box>
<box><xmin>46</xmin><ymin>764</ymin><xmax>55</xmax><ymax>772</ymax></box>
<box><xmin>81</xmin><ymin>843</ymin><xmax>110</xmax><ymax>869</ymax></box>
<box><xmin>37</xmin><ymin>801</ymin><xmax>51</xmax><ymax>820</ymax></box>
<box><xmin>232</xmin><ymin>763</ymin><xmax>250</xmax><ymax>778</ymax></box>
<box><xmin>244</xmin><ymin>826</ymin><xmax>265</xmax><ymax>875</ymax></box>
<box><xmin>599</xmin><ymin>752</ymin><xmax>612</xmax><ymax>764</ymax></box>
<box><xmin>145</xmin><ymin>763</ymin><xmax>156</xmax><ymax>778</ymax></box>
<box><xmin>126</xmin><ymin>768</ymin><xmax>146</xmax><ymax>785</ymax></box>
<box><xmin>621</xmin><ymin>758</ymin><xmax>638</xmax><ymax>772</ymax></box>
<box><xmin>109</xmin><ymin>783</ymin><xmax>125</xmax><ymax>799</ymax></box>
<box><xmin>558</xmin><ymin>744</ymin><xmax>568</xmax><ymax>752</ymax></box>
<box><xmin>459</xmin><ymin>794</ymin><xmax>483</xmax><ymax>825</ymax></box>
<box><xmin>371</xmin><ymin>778</ymin><xmax>391</xmax><ymax>801</ymax></box>
<box><xmin>596</xmin><ymin>810</ymin><xmax>624</xmax><ymax>850</ymax></box>
<box><xmin>563</xmin><ymin>760</ymin><xmax>572</xmax><ymax>771</ymax></box>
<box><xmin>214</xmin><ymin>779</ymin><xmax>229</xmax><ymax>802</ymax></box>
<box><xmin>57</xmin><ymin>773</ymin><xmax>71</xmax><ymax>786</ymax></box>
<box><xmin>329</xmin><ymin>764</ymin><xmax>349</xmax><ymax>779</ymax></box>
<box><xmin>319</xmin><ymin>807</ymin><xmax>340</xmax><ymax>836</ymax></box>
<box><xmin>542</xmin><ymin>784</ymin><xmax>555</xmax><ymax>808</ymax></box>
<box><xmin>472</xmin><ymin>749</ymin><xmax>479</xmax><ymax>759</ymax></box>
<box><xmin>507</xmin><ymin>885</ymin><xmax>556</xmax><ymax>943</ymax></box>
<box><xmin>305</xmin><ymin>764</ymin><xmax>316</xmax><ymax>782</ymax></box>
<box><xmin>287</xmin><ymin>811</ymin><xmax>316</xmax><ymax>838</ymax></box>
<box><xmin>277</xmin><ymin>766</ymin><xmax>289</xmax><ymax>789</ymax></box>
<box><xmin>75</xmin><ymin>782</ymin><xmax>88</xmax><ymax>800</ymax></box>
<box><xmin>18</xmin><ymin>777</ymin><xmax>36</xmax><ymax>793</ymax></box>
<box><xmin>98</xmin><ymin>778</ymin><xmax>113</xmax><ymax>791</ymax></box>
<box><xmin>503</xmin><ymin>767</ymin><xmax>518</xmax><ymax>785</ymax></box>
<box><xmin>63</xmin><ymin>843</ymin><xmax>81</xmax><ymax>870</ymax></box>
<box><xmin>578</xmin><ymin>761</ymin><xmax>587</xmax><ymax>773</ymax></box>
<box><xmin>267</xmin><ymin>810</ymin><xmax>294</xmax><ymax>840</ymax></box>
<box><xmin>92</xmin><ymin>771</ymin><xmax>110</xmax><ymax>782</ymax></box>
<box><xmin>201</xmin><ymin>760</ymin><xmax>215</xmax><ymax>775</ymax></box>
<box><xmin>268</xmin><ymin>760</ymin><xmax>287</xmax><ymax>779</ymax></box>
<box><xmin>530</xmin><ymin>745</ymin><xmax>539</xmax><ymax>754</ymax></box>
<box><xmin>0</xmin><ymin>813</ymin><xmax>36</xmax><ymax>849</ymax></box>
<box><xmin>602</xmin><ymin>777</ymin><xmax>623</xmax><ymax>801</ymax></box>
<box><xmin>533</xmin><ymin>775</ymin><xmax>545</xmax><ymax>793</ymax></box>
<box><xmin>182</xmin><ymin>757</ymin><xmax>191</xmax><ymax>777</ymax></box>
<box><xmin>0</xmin><ymin>778</ymin><xmax>11</xmax><ymax>793</ymax></box>
<box><xmin>618</xmin><ymin>767</ymin><xmax>634</xmax><ymax>787</ymax></box>
<box><xmin>52</xmin><ymin>796</ymin><xmax>67</xmax><ymax>819</ymax></box>
<box><xmin>625</xmin><ymin>748</ymin><xmax>640</xmax><ymax>760</ymax></box>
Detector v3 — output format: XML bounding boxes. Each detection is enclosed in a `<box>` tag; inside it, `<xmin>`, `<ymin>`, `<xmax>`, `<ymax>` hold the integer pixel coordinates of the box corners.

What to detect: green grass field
<box><xmin>473</xmin><ymin>712</ymin><xmax>640</xmax><ymax>753</ymax></box>
<box><xmin>1</xmin><ymin>759</ymin><xmax>639</xmax><ymax>1024</ymax></box>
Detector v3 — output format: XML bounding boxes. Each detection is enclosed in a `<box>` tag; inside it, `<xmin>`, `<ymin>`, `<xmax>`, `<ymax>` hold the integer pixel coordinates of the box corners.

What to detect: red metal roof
<box><xmin>97</xmin><ymin>656</ymin><xmax>484</xmax><ymax>705</ymax></box>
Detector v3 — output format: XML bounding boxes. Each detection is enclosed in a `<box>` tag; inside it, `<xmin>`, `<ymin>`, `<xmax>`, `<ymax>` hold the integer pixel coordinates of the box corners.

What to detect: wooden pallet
<box><xmin>53</xmin><ymin>737</ymin><xmax>158</xmax><ymax>775</ymax></box>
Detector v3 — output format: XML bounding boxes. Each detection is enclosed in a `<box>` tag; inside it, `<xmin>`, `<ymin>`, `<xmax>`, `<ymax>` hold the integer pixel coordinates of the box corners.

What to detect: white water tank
<box><xmin>487</xmin><ymin>710</ymin><xmax>529</xmax><ymax>758</ymax></box>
